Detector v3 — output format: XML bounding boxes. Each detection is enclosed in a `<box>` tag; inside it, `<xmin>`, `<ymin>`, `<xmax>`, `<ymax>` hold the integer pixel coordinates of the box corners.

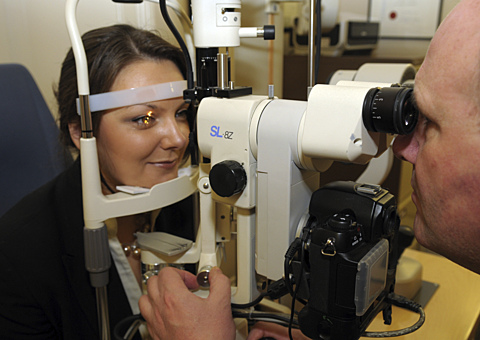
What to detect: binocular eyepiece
<box><xmin>363</xmin><ymin>85</ymin><xmax>418</xmax><ymax>135</ymax></box>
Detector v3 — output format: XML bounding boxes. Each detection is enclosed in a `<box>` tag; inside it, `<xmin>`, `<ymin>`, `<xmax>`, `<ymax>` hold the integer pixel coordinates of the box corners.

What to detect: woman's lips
<box><xmin>148</xmin><ymin>160</ymin><xmax>177</xmax><ymax>169</ymax></box>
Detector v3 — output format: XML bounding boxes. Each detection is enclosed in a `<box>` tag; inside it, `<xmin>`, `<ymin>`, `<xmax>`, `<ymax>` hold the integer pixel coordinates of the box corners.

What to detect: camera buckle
<box><xmin>321</xmin><ymin>237</ymin><xmax>337</xmax><ymax>256</ymax></box>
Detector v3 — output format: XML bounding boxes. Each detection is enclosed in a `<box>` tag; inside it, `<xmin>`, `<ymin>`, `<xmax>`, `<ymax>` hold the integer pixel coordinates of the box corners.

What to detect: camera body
<box><xmin>295</xmin><ymin>181</ymin><xmax>400</xmax><ymax>339</ymax></box>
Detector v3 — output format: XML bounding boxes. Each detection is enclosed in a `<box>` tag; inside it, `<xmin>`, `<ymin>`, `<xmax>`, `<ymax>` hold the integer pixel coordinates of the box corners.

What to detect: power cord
<box><xmin>362</xmin><ymin>293</ymin><xmax>425</xmax><ymax>338</ymax></box>
<box><xmin>113</xmin><ymin>314</ymin><xmax>144</xmax><ymax>340</ymax></box>
<box><xmin>231</xmin><ymin>310</ymin><xmax>300</xmax><ymax>328</ymax></box>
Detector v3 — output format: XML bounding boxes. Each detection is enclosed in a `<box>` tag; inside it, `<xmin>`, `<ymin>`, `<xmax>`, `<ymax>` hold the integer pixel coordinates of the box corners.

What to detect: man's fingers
<box><xmin>139</xmin><ymin>294</ymin><xmax>165</xmax><ymax>340</ymax></box>
<box><xmin>181</xmin><ymin>269</ymin><xmax>201</xmax><ymax>290</ymax></box>
<box><xmin>207</xmin><ymin>267</ymin><xmax>232</xmax><ymax>304</ymax></box>
<box><xmin>144</xmin><ymin>275</ymin><xmax>160</xmax><ymax>302</ymax></box>
<box><xmin>138</xmin><ymin>295</ymin><xmax>156</xmax><ymax>329</ymax></box>
<box><xmin>138</xmin><ymin>294</ymin><xmax>152</xmax><ymax>322</ymax></box>
<box><xmin>156</xmin><ymin>267</ymin><xmax>199</xmax><ymax>291</ymax></box>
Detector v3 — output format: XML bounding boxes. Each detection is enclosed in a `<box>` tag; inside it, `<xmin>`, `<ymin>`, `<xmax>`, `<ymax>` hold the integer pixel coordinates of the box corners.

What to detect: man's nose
<box><xmin>392</xmin><ymin>133</ymin><xmax>417</xmax><ymax>164</ymax></box>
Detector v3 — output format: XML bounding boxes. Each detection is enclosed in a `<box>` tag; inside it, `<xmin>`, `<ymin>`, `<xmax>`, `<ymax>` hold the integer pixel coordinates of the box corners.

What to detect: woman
<box><xmin>0</xmin><ymin>24</ymin><xmax>195</xmax><ymax>339</ymax></box>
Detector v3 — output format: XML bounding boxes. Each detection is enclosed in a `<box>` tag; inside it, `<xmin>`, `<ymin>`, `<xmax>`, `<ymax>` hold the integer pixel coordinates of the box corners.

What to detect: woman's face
<box><xmin>96</xmin><ymin>60</ymin><xmax>190</xmax><ymax>191</ymax></box>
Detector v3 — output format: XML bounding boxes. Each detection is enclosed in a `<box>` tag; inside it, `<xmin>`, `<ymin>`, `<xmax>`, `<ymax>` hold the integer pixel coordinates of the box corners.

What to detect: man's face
<box><xmin>392</xmin><ymin>0</ymin><xmax>480</xmax><ymax>273</ymax></box>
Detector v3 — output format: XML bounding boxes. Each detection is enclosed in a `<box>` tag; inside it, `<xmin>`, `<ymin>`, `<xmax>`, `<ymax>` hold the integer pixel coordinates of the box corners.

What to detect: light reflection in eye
<box><xmin>142</xmin><ymin>111</ymin><xmax>153</xmax><ymax>125</ymax></box>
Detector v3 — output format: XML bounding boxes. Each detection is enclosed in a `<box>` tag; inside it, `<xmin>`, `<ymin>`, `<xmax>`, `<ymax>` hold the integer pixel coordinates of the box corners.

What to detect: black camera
<box><xmin>288</xmin><ymin>181</ymin><xmax>400</xmax><ymax>340</ymax></box>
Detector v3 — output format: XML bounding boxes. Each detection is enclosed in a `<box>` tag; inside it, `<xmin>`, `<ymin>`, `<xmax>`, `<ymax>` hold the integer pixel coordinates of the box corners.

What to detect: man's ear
<box><xmin>68</xmin><ymin>123</ymin><xmax>81</xmax><ymax>150</ymax></box>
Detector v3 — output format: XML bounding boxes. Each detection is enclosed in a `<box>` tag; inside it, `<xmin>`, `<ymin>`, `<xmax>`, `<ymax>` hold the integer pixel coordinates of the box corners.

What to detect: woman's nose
<box><xmin>159</xmin><ymin>118</ymin><xmax>189</xmax><ymax>150</ymax></box>
<box><xmin>392</xmin><ymin>133</ymin><xmax>418</xmax><ymax>164</ymax></box>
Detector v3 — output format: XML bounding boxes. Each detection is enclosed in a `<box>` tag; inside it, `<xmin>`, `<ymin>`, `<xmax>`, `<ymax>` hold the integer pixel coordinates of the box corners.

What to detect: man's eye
<box><xmin>421</xmin><ymin>113</ymin><xmax>431</xmax><ymax>126</ymax></box>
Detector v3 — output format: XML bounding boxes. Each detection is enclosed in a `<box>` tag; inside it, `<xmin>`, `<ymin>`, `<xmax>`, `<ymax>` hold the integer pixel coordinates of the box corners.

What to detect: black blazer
<box><xmin>0</xmin><ymin>159</ymin><xmax>195</xmax><ymax>339</ymax></box>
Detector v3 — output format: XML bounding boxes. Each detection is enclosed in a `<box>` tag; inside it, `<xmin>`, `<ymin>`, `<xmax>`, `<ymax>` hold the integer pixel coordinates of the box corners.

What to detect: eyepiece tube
<box><xmin>362</xmin><ymin>86</ymin><xmax>418</xmax><ymax>135</ymax></box>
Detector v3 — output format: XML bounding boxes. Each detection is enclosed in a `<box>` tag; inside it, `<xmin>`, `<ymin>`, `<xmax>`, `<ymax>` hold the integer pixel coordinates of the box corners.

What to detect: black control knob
<box><xmin>209</xmin><ymin>160</ymin><xmax>247</xmax><ymax>197</ymax></box>
<box><xmin>263</xmin><ymin>25</ymin><xmax>275</xmax><ymax>40</ymax></box>
<box><xmin>327</xmin><ymin>212</ymin><xmax>356</xmax><ymax>231</ymax></box>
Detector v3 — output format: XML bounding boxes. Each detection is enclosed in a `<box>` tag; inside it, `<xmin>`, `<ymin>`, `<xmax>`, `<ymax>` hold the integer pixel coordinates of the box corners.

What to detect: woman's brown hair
<box><xmin>56</xmin><ymin>24</ymin><xmax>187</xmax><ymax>149</ymax></box>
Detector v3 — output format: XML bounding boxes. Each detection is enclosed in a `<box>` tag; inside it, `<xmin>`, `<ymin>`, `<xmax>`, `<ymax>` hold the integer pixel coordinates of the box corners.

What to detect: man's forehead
<box><xmin>431</xmin><ymin>0</ymin><xmax>480</xmax><ymax>55</ymax></box>
<box><xmin>417</xmin><ymin>1</ymin><xmax>480</xmax><ymax>99</ymax></box>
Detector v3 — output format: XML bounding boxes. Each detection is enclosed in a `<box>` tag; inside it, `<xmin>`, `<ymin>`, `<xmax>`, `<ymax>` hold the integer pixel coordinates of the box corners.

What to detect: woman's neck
<box><xmin>115</xmin><ymin>214</ymin><xmax>148</xmax><ymax>288</ymax></box>
<box><xmin>116</xmin><ymin>214</ymin><xmax>148</xmax><ymax>244</ymax></box>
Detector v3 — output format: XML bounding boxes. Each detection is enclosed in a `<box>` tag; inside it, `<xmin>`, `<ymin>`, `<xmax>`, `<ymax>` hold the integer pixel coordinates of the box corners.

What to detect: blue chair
<box><xmin>0</xmin><ymin>63</ymin><xmax>73</xmax><ymax>217</ymax></box>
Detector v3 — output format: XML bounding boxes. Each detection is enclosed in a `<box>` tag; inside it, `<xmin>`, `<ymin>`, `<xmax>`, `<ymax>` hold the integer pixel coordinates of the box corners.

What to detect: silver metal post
<box><xmin>308</xmin><ymin>0</ymin><xmax>315</xmax><ymax>89</ymax></box>
<box><xmin>217</xmin><ymin>52</ymin><xmax>229</xmax><ymax>89</ymax></box>
<box><xmin>96</xmin><ymin>286</ymin><xmax>111</xmax><ymax>340</ymax></box>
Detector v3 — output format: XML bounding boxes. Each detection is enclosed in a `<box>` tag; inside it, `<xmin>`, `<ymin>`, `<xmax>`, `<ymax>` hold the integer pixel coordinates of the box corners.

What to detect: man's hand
<box><xmin>139</xmin><ymin>266</ymin><xmax>235</xmax><ymax>340</ymax></box>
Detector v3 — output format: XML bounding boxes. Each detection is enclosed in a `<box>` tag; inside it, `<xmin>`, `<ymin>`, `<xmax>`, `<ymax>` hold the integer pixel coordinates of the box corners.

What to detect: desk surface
<box><xmin>361</xmin><ymin>248</ymin><xmax>480</xmax><ymax>339</ymax></box>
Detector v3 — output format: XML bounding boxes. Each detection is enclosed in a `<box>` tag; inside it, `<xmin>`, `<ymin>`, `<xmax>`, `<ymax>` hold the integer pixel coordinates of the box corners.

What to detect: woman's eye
<box><xmin>176</xmin><ymin>109</ymin><xmax>189</xmax><ymax>121</ymax></box>
<box><xmin>132</xmin><ymin>111</ymin><xmax>155</xmax><ymax>128</ymax></box>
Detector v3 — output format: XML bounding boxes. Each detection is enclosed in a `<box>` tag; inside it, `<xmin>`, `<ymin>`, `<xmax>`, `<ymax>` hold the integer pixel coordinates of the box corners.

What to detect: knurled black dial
<box><xmin>209</xmin><ymin>160</ymin><xmax>247</xmax><ymax>197</ymax></box>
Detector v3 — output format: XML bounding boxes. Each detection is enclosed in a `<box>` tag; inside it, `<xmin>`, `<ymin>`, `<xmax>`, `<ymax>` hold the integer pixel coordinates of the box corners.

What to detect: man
<box><xmin>392</xmin><ymin>0</ymin><xmax>480</xmax><ymax>276</ymax></box>
<box><xmin>139</xmin><ymin>0</ymin><xmax>480</xmax><ymax>338</ymax></box>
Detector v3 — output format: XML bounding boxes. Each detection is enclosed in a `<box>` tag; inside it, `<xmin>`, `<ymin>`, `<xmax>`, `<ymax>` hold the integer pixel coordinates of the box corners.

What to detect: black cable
<box><xmin>158</xmin><ymin>0</ymin><xmax>194</xmax><ymax>89</ymax></box>
<box><xmin>288</xmin><ymin>236</ymin><xmax>307</xmax><ymax>340</ymax></box>
<box><xmin>314</xmin><ymin>0</ymin><xmax>322</xmax><ymax>84</ymax></box>
<box><xmin>284</xmin><ymin>221</ymin><xmax>315</xmax><ymax>339</ymax></box>
<box><xmin>100</xmin><ymin>172</ymin><xmax>116</xmax><ymax>194</ymax></box>
<box><xmin>284</xmin><ymin>238</ymin><xmax>302</xmax><ymax>296</ymax></box>
<box><xmin>232</xmin><ymin>310</ymin><xmax>300</xmax><ymax>328</ymax></box>
<box><xmin>288</xmin><ymin>287</ymin><xmax>297</xmax><ymax>339</ymax></box>
<box><xmin>113</xmin><ymin>314</ymin><xmax>144</xmax><ymax>340</ymax></box>
<box><xmin>231</xmin><ymin>292</ymin><xmax>267</xmax><ymax>309</ymax></box>
<box><xmin>157</xmin><ymin>1</ymin><xmax>199</xmax><ymax>165</ymax></box>
<box><xmin>231</xmin><ymin>277</ymin><xmax>290</xmax><ymax>309</ymax></box>
<box><xmin>232</xmin><ymin>223</ymin><xmax>314</xmax><ymax>336</ymax></box>
<box><xmin>362</xmin><ymin>293</ymin><xmax>425</xmax><ymax>338</ymax></box>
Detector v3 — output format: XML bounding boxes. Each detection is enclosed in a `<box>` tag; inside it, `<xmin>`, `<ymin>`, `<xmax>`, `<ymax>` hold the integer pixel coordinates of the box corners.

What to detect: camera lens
<box><xmin>362</xmin><ymin>86</ymin><xmax>418</xmax><ymax>135</ymax></box>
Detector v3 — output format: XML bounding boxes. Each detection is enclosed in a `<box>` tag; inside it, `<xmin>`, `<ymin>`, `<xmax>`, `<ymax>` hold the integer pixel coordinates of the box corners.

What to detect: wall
<box><xmin>0</xmin><ymin>0</ymin><xmax>462</xmax><ymax>115</ymax></box>
<box><xmin>283</xmin><ymin>0</ymin><xmax>461</xmax><ymax>59</ymax></box>
<box><xmin>235</xmin><ymin>0</ymin><xmax>284</xmax><ymax>97</ymax></box>
<box><xmin>0</xmin><ymin>0</ymin><xmax>187</xmax><ymax>118</ymax></box>
<box><xmin>0</xmin><ymin>0</ymin><xmax>284</xmax><ymax>121</ymax></box>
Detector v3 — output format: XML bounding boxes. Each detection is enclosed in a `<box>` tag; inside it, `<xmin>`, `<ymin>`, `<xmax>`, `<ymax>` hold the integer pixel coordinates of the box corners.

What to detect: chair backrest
<box><xmin>0</xmin><ymin>63</ymin><xmax>73</xmax><ymax>217</ymax></box>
